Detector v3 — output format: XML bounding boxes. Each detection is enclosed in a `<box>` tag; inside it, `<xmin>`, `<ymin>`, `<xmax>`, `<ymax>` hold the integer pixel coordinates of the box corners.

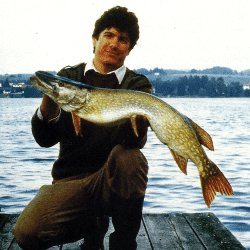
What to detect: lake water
<box><xmin>0</xmin><ymin>98</ymin><xmax>249</xmax><ymax>249</ymax></box>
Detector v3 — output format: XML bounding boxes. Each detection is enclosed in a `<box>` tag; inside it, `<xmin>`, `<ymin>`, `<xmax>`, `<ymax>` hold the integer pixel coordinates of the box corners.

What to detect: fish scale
<box><xmin>31</xmin><ymin>71</ymin><xmax>234</xmax><ymax>208</ymax></box>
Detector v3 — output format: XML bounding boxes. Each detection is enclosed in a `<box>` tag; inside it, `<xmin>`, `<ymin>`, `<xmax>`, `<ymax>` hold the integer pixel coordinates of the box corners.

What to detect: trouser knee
<box><xmin>13</xmin><ymin>222</ymin><xmax>44</xmax><ymax>250</ymax></box>
<box><xmin>110</xmin><ymin>144</ymin><xmax>149</xmax><ymax>176</ymax></box>
<box><xmin>107</xmin><ymin>144</ymin><xmax>149</xmax><ymax>199</ymax></box>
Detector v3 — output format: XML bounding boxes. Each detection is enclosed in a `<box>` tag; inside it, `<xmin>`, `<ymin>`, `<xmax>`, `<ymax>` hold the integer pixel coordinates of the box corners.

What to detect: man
<box><xmin>13</xmin><ymin>6</ymin><xmax>152</xmax><ymax>250</ymax></box>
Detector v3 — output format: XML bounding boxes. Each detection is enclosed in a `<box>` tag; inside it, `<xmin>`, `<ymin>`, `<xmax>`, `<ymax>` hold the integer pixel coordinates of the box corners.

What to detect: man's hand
<box><xmin>40</xmin><ymin>94</ymin><xmax>60</xmax><ymax>122</ymax></box>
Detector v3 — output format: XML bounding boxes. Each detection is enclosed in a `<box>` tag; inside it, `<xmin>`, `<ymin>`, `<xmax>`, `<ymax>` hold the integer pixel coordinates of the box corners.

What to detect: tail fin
<box><xmin>190</xmin><ymin>120</ymin><xmax>214</xmax><ymax>151</ymax></box>
<box><xmin>200</xmin><ymin>160</ymin><xmax>234</xmax><ymax>208</ymax></box>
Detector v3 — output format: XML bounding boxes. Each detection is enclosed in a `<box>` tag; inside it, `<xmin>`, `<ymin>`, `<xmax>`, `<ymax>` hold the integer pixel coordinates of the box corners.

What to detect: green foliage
<box><xmin>152</xmin><ymin>75</ymin><xmax>248</xmax><ymax>97</ymax></box>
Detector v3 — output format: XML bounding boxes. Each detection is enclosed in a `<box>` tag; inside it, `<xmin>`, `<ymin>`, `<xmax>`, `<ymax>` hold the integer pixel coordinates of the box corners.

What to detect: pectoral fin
<box><xmin>71</xmin><ymin>112</ymin><xmax>82</xmax><ymax>137</ymax></box>
<box><xmin>190</xmin><ymin>120</ymin><xmax>214</xmax><ymax>151</ymax></box>
<box><xmin>169</xmin><ymin>148</ymin><xmax>188</xmax><ymax>175</ymax></box>
<box><xmin>130</xmin><ymin>115</ymin><xmax>139</xmax><ymax>137</ymax></box>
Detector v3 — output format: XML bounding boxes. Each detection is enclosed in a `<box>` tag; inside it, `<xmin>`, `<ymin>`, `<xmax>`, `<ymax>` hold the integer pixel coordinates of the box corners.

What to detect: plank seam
<box><xmin>142</xmin><ymin>216</ymin><xmax>154</xmax><ymax>250</ymax></box>
<box><xmin>182</xmin><ymin>214</ymin><xmax>208</xmax><ymax>250</ymax></box>
<box><xmin>167</xmin><ymin>214</ymin><xmax>186</xmax><ymax>250</ymax></box>
<box><xmin>7</xmin><ymin>237</ymin><xmax>16</xmax><ymax>250</ymax></box>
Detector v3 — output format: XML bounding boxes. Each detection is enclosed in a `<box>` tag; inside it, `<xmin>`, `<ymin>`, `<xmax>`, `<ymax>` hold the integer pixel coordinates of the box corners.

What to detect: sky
<box><xmin>0</xmin><ymin>0</ymin><xmax>250</xmax><ymax>74</ymax></box>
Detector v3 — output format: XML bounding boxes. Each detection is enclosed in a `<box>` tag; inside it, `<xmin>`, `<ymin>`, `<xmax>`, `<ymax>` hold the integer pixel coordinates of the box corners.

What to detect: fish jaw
<box><xmin>31</xmin><ymin>72</ymin><xmax>91</xmax><ymax>112</ymax></box>
<box><xmin>35</xmin><ymin>71</ymin><xmax>93</xmax><ymax>90</ymax></box>
<box><xmin>30</xmin><ymin>75</ymin><xmax>58</xmax><ymax>98</ymax></box>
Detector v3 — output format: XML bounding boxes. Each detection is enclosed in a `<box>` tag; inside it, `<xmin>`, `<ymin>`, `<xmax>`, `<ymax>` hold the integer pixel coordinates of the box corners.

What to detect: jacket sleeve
<box><xmin>31</xmin><ymin>109</ymin><xmax>65</xmax><ymax>147</ymax></box>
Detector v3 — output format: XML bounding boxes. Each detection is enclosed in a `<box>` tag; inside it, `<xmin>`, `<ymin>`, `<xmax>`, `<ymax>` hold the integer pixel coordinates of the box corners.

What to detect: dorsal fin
<box><xmin>169</xmin><ymin>148</ymin><xmax>188</xmax><ymax>175</ymax></box>
<box><xmin>190</xmin><ymin>120</ymin><xmax>214</xmax><ymax>151</ymax></box>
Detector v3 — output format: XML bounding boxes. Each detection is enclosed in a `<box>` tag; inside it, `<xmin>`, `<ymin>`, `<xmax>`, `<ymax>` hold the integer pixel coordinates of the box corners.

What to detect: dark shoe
<box><xmin>109</xmin><ymin>192</ymin><xmax>144</xmax><ymax>250</ymax></box>
<box><xmin>80</xmin><ymin>216</ymin><xmax>109</xmax><ymax>250</ymax></box>
<box><xmin>109</xmin><ymin>231</ymin><xmax>137</xmax><ymax>250</ymax></box>
<box><xmin>80</xmin><ymin>240</ymin><xmax>104</xmax><ymax>250</ymax></box>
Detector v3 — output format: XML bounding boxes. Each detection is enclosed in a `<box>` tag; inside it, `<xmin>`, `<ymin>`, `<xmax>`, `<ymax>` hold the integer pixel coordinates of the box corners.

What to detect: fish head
<box><xmin>31</xmin><ymin>71</ymin><xmax>92</xmax><ymax>112</ymax></box>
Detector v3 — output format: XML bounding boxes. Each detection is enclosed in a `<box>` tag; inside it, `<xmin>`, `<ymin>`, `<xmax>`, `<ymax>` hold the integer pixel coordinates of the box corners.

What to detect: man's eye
<box><xmin>121</xmin><ymin>39</ymin><xmax>128</xmax><ymax>44</ymax></box>
<box><xmin>104</xmin><ymin>33</ymin><xmax>112</xmax><ymax>38</ymax></box>
<box><xmin>120</xmin><ymin>37</ymin><xmax>129</xmax><ymax>44</ymax></box>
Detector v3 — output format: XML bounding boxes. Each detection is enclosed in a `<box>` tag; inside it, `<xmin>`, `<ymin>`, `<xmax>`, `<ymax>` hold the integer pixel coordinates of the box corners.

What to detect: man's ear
<box><xmin>92</xmin><ymin>37</ymin><xmax>97</xmax><ymax>47</ymax></box>
<box><xmin>92</xmin><ymin>37</ymin><xmax>97</xmax><ymax>53</ymax></box>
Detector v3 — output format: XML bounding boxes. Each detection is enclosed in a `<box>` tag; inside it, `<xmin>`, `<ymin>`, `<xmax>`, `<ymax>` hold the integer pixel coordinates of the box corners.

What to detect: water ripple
<box><xmin>0</xmin><ymin>98</ymin><xmax>250</xmax><ymax>249</ymax></box>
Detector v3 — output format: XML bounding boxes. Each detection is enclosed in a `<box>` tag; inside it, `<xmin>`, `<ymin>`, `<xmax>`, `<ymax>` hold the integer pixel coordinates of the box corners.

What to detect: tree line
<box><xmin>152</xmin><ymin>75</ymin><xmax>250</xmax><ymax>97</ymax></box>
<box><xmin>1</xmin><ymin>73</ymin><xmax>250</xmax><ymax>98</ymax></box>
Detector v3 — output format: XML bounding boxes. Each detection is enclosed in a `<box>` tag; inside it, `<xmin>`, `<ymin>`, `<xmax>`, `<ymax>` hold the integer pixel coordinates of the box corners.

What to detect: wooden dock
<box><xmin>0</xmin><ymin>212</ymin><xmax>245</xmax><ymax>249</ymax></box>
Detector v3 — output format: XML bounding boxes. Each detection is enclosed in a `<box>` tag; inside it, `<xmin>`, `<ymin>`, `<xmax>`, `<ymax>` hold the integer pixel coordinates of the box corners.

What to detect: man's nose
<box><xmin>110</xmin><ymin>38</ymin><xmax>119</xmax><ymax>49</ymax></box>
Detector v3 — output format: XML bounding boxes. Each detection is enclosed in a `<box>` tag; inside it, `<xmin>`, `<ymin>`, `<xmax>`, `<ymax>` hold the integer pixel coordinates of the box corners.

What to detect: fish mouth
<box><xmin>35</xmin><ymin>71</ymin><xmax>57</xmax><ymax>85</ymax></box>
<box><xmin>34</xmin><ymin>71</ymin><xmax>57</xmax><ymax>90</ymax></box>
<box><xmin>35</xmin><ymin>71</ymin><xmax>94</xmax><ymax>90</ymax></box>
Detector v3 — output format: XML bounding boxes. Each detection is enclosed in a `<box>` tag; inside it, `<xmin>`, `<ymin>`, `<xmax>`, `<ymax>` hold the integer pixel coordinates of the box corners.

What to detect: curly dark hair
<box><xmin>92</xmin><ymin>6</ymin><xmax>139</xmax><ymax>51</ymax></box>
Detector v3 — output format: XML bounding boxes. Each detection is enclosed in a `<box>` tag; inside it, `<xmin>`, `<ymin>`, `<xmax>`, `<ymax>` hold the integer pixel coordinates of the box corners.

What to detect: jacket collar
<box><xmin>84</xmin><ymin>60</ymin><xmax>126</xmax><ymax>84</ymax></box>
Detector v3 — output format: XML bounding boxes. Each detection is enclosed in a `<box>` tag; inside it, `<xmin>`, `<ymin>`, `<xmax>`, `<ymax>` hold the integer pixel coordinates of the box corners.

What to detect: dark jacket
<box><xmin>32</xmin><ymin>63</ymin><xmax>152</xmax><ymax>180</ymax></box>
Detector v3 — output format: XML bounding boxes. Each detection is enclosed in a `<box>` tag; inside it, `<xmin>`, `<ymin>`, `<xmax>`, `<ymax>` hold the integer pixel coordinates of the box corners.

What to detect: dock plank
<box><xmin>0</xmin><ymin>213</ymin><xmax>245</xmax><ymax>250</ymax></box>
<box><xmin>143</xmin><ymin>213</ymin><xmax>182</xmax><ymax>249</ymax></box>
<box><xmin>184</xmin><ymin>213</ymin><xmax>245</xmax><ymax>250</ymax></box>
<box><xmin>8</xmin><ymin>240</ymin><xmax>22</xmax><ymax>250</ymax></box>
<box><xmin>0</xmin><ymin>214</ymin><xmax>19</xmax><ymax>250</ymax></box>
<box><xmin>168</xmin><ymin>213</ymin><xmax>206</xmax><ymax>250</ymax></box>
<box><xmin>136</xmin><ymin>217</ymin><xmax>152</xmax><ymax>250</ymax></box>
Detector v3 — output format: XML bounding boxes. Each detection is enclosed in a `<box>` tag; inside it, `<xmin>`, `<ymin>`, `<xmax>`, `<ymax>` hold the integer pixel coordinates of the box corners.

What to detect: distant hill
<box><xmin>135</xmin><ymin>66</ymin><xmax>250</xmax><ymax>85</ymax></box>
<box><xmin>0</xmin><ymin>71</ymin><xmax>56</xmax><ymax>82</ymax></box>
<box><xmin>240</xmin><ymin>69</ymin><xmax>250</xmax><ymax>76</ymax></box>
<box><xmin>1</xmin><ymin>67</ymin><xmax>250</xmax><ymax>87</ymax></box>
<box><xmin>135</xmin><ymin>66</ymin><xmax>249</xmax><ymax>76</ymax></box>
<box><xmin>190</xmin><ymin>66</ymin><xmax>238</xmax><ymax>75</ymax></box>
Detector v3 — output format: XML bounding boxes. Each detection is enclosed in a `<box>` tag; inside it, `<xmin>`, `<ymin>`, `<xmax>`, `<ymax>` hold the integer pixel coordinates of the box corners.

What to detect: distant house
<box><xmin>243</xmin><ymin>83</ymin><xmax>250</xmax><ymax>90</ymax></box>
<box><xmin>10</xmin><ymin>82</ymin><xmax>26</xmax><ymax>88</ymax></box>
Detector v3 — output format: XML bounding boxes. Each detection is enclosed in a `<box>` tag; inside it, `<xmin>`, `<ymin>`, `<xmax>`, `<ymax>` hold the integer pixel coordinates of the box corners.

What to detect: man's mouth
<box><xmin>106</xmin><ymin>51</ymin><xmax>119</xmax><ymax>56</ymax></box>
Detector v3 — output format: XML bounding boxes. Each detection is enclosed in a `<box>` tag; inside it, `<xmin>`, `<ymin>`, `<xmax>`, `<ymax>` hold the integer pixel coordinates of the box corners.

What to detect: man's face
<box><xmin>93</xmin><ymin>27</ymin><xmax>131</xmax><ymax>73</ymax></box>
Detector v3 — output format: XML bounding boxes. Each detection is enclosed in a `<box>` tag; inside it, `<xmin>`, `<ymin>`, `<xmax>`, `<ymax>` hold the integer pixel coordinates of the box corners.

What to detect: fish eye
<box><xmin>55</xmin><ymin>80</ymin><xmax>63</xmax><ymax>87</ymax></box>
<box><xmin>55</xmin><ymin>80</ymin><xmax>64</xmax><ymax>87</ymax></box>
<box><xmin>58</xmin><ymin>81</ymin><xmax>64</xmax><ymax>87</ymax></box>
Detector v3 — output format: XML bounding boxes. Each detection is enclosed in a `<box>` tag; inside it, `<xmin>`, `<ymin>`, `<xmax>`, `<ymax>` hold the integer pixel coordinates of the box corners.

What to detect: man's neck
<box><xmin>93</xmin><ymin>59</ymin><xmax>121</xmax><ymax>75</ymax></box>
<box><xmin>85</xmin><ymin>59</ymin><xmax>127</xmax><ymax>85</ymax></box>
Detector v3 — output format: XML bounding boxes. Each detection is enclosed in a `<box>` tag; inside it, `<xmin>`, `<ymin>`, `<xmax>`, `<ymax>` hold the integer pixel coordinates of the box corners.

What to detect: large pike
<box><xmin>31</xmin><ymin>71</ymin><xmax>233</xmax><ymax>208</ymax></box>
